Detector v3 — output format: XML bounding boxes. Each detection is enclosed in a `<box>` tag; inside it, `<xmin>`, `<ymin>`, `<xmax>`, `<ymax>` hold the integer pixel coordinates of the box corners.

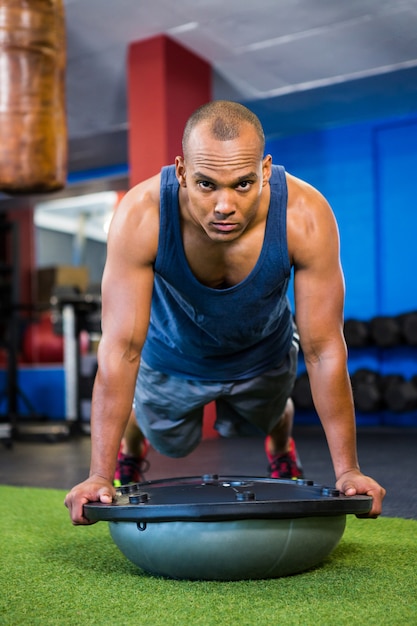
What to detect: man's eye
<box><xmin>237</xmin><ymin>181</ymin><xmax>252</xmax><ymax>190</ymax></box>
<box><xmin>198</xmin><ymin>181</ymin><xmax>214</xmax><ymax>190</ymax></box>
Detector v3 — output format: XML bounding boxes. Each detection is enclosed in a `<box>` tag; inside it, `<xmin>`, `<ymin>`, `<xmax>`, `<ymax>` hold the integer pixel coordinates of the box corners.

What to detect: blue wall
<box><xmin>266</xmin><ymin>113</ymin><xmax>417</xmax><ymax>426</ymax></box>
<box><xmin>266</xmin><ymin>114</ymin><xmax>417</xmax><ymax>319</ymax></box>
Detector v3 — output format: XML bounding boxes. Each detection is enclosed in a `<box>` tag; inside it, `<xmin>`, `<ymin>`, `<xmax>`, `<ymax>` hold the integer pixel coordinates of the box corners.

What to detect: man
<box><xmin>65</xmin><ymin>100</ymin><xmax>385</xmax><ymax>524</ymax></box>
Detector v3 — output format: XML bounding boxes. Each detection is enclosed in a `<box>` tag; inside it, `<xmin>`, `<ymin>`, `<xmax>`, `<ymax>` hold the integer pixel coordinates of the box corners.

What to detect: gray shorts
<box><xmin>133</xmin><ymin>343</ymin><xmax>298</xmax><ymax>458</ymax></box>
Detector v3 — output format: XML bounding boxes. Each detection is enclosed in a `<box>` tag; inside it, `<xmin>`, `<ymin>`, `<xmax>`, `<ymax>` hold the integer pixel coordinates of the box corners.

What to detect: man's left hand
<box><xmin>336</xmin><ymin>469</ymin><xmax>386</xmax><ymax>518</ymax></box>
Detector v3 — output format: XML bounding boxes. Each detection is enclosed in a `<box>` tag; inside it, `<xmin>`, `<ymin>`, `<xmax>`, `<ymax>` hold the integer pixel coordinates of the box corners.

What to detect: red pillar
<box><xmin>6</xmin><ymin>208</ymin><xmax>35</xmax><ymax>308</ymax></box>
<box><xmin>127</xmin><ymin>34</ymin><xmax>212</xmax><ymax>186</ymax></box>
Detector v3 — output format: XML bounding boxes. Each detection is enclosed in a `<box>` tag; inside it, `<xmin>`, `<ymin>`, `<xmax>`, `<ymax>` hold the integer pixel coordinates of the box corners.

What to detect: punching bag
<box><xmin>0</xmin><ymin>0</ymin><xmax>67</xmax><ymax>193</ymax></box>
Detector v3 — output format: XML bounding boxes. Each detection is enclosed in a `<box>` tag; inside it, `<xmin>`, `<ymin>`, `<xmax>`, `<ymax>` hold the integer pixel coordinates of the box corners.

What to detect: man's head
<box><xmin>176</xmin><ymin>100</ymin><xmax>272</xmax><ymax>243</ymax></box>
<box><xmin>182</xmin><ymin>100</ymin><xmax>265</xmax><ymax>160</ymax></box>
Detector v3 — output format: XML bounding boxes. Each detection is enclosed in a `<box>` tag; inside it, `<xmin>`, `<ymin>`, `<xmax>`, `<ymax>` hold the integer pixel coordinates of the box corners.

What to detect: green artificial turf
<box><xmin>1</xmin><ymin>485</ymin><xmax>416</xmax><ymax>626</ymax></box>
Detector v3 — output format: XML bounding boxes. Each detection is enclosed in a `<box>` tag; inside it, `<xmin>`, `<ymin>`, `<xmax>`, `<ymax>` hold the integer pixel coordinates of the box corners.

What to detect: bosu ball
<box><xmin>84</xmin><ymin>475</ymin><xmax>372</xmax><ymax>580</ymax></box>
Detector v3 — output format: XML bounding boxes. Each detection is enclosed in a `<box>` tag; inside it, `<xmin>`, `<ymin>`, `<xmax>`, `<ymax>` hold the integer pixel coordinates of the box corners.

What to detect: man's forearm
<box><xmin>306</xmin><ymin>358</ymin><xmax>360</xmax><ymax>480</ymax></box>
<box><xmin>89</xmin><ymin>366</ymin><xmax>138</xmax><ymax>481</ymax></box>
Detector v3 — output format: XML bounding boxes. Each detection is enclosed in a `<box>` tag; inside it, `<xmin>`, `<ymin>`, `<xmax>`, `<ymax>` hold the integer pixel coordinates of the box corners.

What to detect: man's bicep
<box><xmin>100</xmin><ymin>192</ymin><xmax>158</xmax><ymax>350</ymax></box>
<box><xmin>293</xmin><ymin>231</ymin><xmax>346</xmax><ymax>359</ymax></box>
<box><xmin>101</xmin><ymin>257</ymin><xmax>154</xmax><ymax>353</ymax></box>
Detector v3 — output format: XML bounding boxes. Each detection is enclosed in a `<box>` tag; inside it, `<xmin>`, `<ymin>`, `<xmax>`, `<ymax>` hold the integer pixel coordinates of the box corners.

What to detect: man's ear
<box><xmin>175</xmin><ymin>156</ymin><xmax>187</xmax><ymax>187</ymax></box>
<box><xmin>262</xmin><ymin>154</ymin><xmax>272</xmax><ymax>186</ymax></box>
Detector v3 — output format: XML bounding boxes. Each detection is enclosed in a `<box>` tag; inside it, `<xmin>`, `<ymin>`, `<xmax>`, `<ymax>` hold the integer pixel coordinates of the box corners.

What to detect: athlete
<box><xmin>65</xmin><ymin>100</ymin><xmax>385</xmax><ymax>524</ymax></box>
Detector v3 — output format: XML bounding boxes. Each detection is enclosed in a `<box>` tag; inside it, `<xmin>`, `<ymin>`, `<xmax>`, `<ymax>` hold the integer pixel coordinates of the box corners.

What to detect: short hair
<box><xmin>182</xmin><ymin>100</ymin><xmax>265</xmax><ymax>158</ymax></box>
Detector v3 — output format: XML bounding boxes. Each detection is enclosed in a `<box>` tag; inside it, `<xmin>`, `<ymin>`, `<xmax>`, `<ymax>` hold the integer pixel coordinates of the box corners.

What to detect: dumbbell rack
<box><xmin>345</xmin><ymin>315</ymin><xmax>417</xmax><ymax>419</ymax></box>
<box><xmin>293</xmin><ymin>314</ymin><xmax>417</xmax><ymax>424</ymax></box>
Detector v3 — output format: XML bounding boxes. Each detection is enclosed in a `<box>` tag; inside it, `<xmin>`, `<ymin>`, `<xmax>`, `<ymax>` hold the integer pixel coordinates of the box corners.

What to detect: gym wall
<box><xmin>266</xmin><ymin>112</ymin><xmax>417</xmax><ymax>426</ymax></box>
<box><xmin>266</xmin><ymin>113</ymin><xmax>417</xmax><ymax>319</ymax></box>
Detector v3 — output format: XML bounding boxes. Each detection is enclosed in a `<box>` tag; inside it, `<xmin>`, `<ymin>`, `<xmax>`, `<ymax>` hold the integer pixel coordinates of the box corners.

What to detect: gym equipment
<box><xmin>292</xmin><ymin>372</ymin><xmax>314</xmax><ymax>410</ymax></box>
<box><xmin>350</xmin><ymin>370</ymin><xmax>417</xmax><ymax>414</ymax></box>
<box><xmin>369</xmin><ymin>316</ymin><xmax>402</xmax><ymax>348</ymax></box>
<box><xmin>344</xmin><ymin>319</ymin><xmax>370</xmax><ymax>347</ymax></box>
<box><xmin>350</xmin><ymin>369</ymin><xmax>383</xmax><ymax>413</ymax></box>
<box><xmin>84</xmin><ymin>475</ymin><xmax>372</xmax><ymax>581</ymax></box>
<box><xmin>0</xmin><ymin>0</ymin><xmax>67</xmax><ymax>192</ymax></box>
<box><xmin>344</xmin><ymin>311</ymin><xmax>417</xmax><ymax>347</ymax></box>
<box><xmin>22</xmin><ymin>312</ymin><xmax>65</xmax><ymax>364</ymax></box>
<box><xmin>0</xmin><ymin>216</ymin><xmax>48</xmax><ymax>445</ymax></box>
<box><xmin>382</xmin><ymin>375</ymin><xmax>417</xmax><ymax>413</ymax></box>
<box><xmin>399</xmin><ymin>312</ymin><xmax>417</xmax><ymax>346</ymax></box>
<box><xmin>50</xmin><ymin>288</ymin><xmax>101</xmax><ymax>431</ymax></box>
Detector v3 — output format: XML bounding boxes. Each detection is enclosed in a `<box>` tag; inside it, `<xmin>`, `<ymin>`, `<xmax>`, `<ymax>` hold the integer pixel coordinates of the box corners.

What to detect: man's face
<box><xmin>175</xmin><ymin>122</ymin><xmax>272</xmax><ymax>243</ymax></box>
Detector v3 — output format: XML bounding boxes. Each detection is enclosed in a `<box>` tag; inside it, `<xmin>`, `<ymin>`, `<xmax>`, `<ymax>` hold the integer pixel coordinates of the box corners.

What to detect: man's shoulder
<box><xmin>285</xmin><ymin>172</ymin><xmax>327</xmax><ymax>209</ymax></box>
<box><xmin>285</xmin><ymin>171</ymin><xmax>335</xmax><ymax>260</ymax></box>
<box><xmin>129</xmin><ymin>171</ymin><xmax>162</xmax><ymax>205</ymax></box>
<box><xmin>112</xmin><ymin>173</ymin><xmax>161</xmax><ymax>239</ymax></box>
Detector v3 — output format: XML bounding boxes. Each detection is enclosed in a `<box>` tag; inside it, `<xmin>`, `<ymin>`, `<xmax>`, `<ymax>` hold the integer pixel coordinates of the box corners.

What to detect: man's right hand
<box><xmin>64</xmin><ymin>475</ymin><xmax>116</xmax><ymax>525</ymax></box>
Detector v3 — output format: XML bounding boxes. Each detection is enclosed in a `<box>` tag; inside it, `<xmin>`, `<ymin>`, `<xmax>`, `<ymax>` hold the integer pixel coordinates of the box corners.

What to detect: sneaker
<box><xmin>265</xmin><ymin>436</ymin><xmax>304</xmax><ymax>479</ymax></box>
<box><xmin>114</xmin><ymin>440</ymin><xmax>150</xmax><ymax>487</ymax></box>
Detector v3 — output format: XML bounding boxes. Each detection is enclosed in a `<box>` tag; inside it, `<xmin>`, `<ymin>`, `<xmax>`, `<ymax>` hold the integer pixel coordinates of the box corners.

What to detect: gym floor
<box><xmin>1</xmin><ymin>424</ymin><xmax>416</xmax><ymax>520</ymax></box>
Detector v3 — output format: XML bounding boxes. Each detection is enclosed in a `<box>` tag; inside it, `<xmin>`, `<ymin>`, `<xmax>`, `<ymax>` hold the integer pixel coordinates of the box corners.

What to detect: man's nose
<box><xmin>214</xmin><ymin>190</ymin><xmax>235</xmax><ymax>217</ymax></box>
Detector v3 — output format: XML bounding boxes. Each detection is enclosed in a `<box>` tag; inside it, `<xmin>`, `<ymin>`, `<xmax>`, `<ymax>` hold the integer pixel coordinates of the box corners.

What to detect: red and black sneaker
<box><xmin>114</xmin><ymin>440</ymin><xmax>150</xmax><ymax>487</ymax></box>
<box><xmin>265</xmin><ymin>436</ymin><xmax>304</xmax><ymax>479</ymax></box>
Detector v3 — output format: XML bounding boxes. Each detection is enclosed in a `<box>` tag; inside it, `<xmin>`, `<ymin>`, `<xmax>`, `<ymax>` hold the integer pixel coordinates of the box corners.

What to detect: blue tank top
<box><xmin>141</xmin><ymin>164</ymin><xmax>294</xmax><ymax>380</ymax></box>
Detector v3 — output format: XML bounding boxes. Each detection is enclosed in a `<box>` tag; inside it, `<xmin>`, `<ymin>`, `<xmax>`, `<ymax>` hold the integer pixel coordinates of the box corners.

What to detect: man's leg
<box><xmin>215</xmin><ymin>343</ymin><xmax>303</xmax><ymax>479</ymax></box>
<box><xmin>120</xmin><ymin>408</ymin><xmax>147</xmax><ymax>457</ymax></box>
<box><xmin>129</xmin><ymin>359</ymin><xmax>220</xmax><ymax>459</ymax></box>
<box><xmin>114</xmin><ymin>408</ymin><xmax>150</xmax><ymax>486</ymax></box>
<box><xmin>265</xmin><ymin>397</ymin><xmax>303</xmax><ymax>479</ymax></box>
<box><xmin>265</xmin><ymin>398</ymin><xmax>294</xmax><ymax>456</ymax></box>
